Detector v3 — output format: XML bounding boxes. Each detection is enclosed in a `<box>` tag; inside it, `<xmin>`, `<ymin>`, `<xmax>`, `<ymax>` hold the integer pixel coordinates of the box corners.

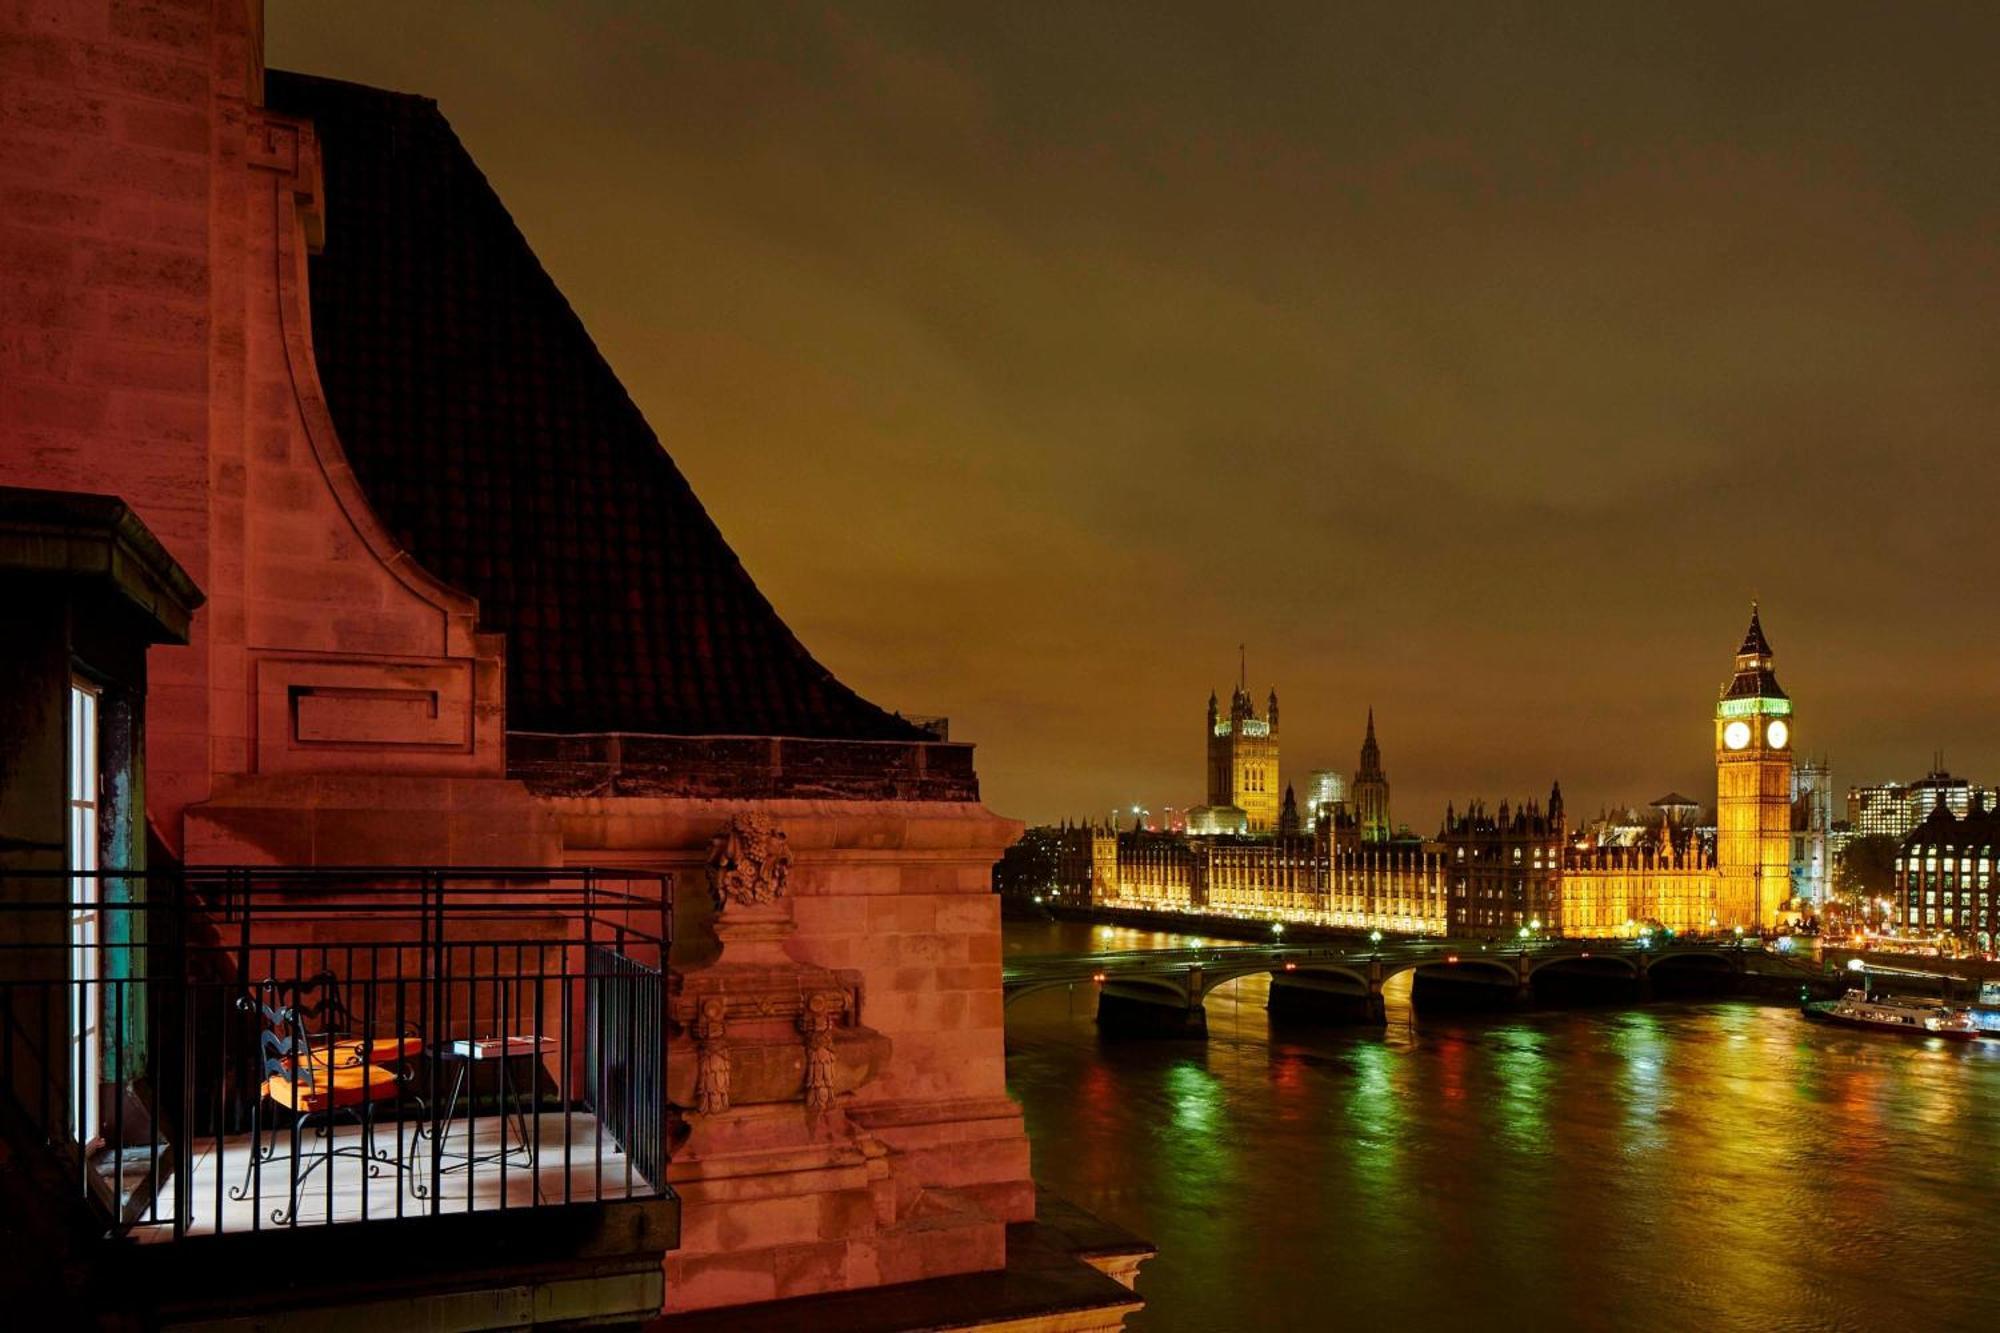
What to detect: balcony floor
<box><xmin>128</xmin><ymin>1111</ymin><xmax>645</xmax><ymax>1241</ymax></box>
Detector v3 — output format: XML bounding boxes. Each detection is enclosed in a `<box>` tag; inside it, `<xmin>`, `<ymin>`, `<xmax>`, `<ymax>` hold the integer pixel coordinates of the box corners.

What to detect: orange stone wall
<box><xmin>1</xmin><ymin>0</ymin><xmax>508</xmax><ymax>860</ymax></box>
<box><xmin>2</xmin><ymin>3</ymin><xmax>1039</xmax><ymax>1311</ymax></box>
<box><xmin>560</xmin><ymin>797</ymin><xmax>1033</xmax><ymax>1309</ymax></box>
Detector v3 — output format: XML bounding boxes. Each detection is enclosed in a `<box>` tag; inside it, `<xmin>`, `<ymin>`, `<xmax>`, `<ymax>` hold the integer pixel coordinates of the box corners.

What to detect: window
<box><xmin>68</xmin><ymin>679</ymin><xmax>100</xmax><ymax>1148</ymax></box>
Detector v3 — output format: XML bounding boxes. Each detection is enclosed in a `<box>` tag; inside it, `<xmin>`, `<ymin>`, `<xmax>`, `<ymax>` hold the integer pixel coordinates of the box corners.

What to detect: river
<box><xmin>1003</xmin><ymin>921</ymin><xmax>2000</xmax><ymax>1332</ymax></box>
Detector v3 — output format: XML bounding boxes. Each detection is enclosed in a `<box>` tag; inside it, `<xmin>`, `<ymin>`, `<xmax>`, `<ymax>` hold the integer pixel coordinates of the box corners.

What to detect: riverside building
<box><xmin>0</xmin><ymin>6</ymin><xmax>1145</xmax><ymax>1326</ymax></box>
<box><xmin>1012</xmin><ymin>607</ymin><xmax>1803</xmax><ymax>941</ymax></box>
<box><xmin>1894</xmin><ymin>794</ymin><xmax>2000</xmax><ymax>949</ymax></box>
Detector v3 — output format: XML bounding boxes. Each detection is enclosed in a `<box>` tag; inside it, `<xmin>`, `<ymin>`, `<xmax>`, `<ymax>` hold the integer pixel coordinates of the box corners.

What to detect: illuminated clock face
<box><xmin>1766</xmin><ymin>719</ymin><xmax>1789</xmax><ymax>749</ymax></box>
<box><xmin>1723</xmin><ymin>721</ymin><xmax>1752</xmax><ymax>751</ymax></box>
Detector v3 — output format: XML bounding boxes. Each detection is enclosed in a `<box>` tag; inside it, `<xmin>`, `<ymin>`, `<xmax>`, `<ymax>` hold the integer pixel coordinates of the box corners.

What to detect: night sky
<box><xmin>270</xmin><ymin>3</ymin><xmax>2000</xmax><ymax>828</ymax></box>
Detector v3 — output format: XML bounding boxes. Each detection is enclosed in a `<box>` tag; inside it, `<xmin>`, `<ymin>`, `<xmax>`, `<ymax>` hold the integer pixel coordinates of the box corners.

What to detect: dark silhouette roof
<box><xmin>1723</xmin><ymin>604</ymin><xmax>1787</xmax><ymax>701</ymax></box>
<box><xmin>263</xmin><ymin>71</ymin><xmax>925</xmax><ymax>743</ymax></box>
<box><xmin>1738</xmin><ymin>603</ymin><xmax>1772</xmax><ymax>658</ymax></box>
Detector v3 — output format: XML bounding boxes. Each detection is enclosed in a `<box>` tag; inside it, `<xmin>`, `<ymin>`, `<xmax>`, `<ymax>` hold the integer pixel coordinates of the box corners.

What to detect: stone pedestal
<box><xmin>591</xmin><ymin>802</ymin><xmax>1031</xmax><ymax>1313</ymax></box>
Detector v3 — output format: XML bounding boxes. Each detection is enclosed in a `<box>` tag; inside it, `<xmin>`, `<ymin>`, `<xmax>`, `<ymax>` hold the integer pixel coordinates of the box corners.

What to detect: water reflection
<box><xmin>1004</xmin><ymin>920</ymin><xmax>2000</xmax><ymax>1331</ymax></box>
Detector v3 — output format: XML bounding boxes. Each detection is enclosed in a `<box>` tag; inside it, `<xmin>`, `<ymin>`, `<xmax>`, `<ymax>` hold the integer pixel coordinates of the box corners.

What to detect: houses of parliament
<box><xmin>1008</xmin><ymin>608</ymin><xmax>1798</xmax><ymax>938</ymax></box>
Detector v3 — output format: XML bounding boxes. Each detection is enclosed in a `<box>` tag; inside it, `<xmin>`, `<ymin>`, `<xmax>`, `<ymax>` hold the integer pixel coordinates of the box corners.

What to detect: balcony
<box><xmin>0</xmin><ymin>867</ymin><xmax>679</xmax><ymax>1327</ymax></box>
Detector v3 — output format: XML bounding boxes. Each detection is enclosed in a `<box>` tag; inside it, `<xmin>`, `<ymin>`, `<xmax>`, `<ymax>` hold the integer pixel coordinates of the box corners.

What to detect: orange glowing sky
<box><xmin>271</xmin><ymin>2</ymin><xmax>2000</xmax><ymax>827</ymax></box>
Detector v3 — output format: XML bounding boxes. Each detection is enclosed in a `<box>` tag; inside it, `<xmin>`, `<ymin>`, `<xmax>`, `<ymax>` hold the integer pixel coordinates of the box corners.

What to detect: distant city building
<box><xmin>1352</xmin><ymin>710</ymin><xmax>1391</xmax><ymax>843</ymax></box>
<box><xmin>1196</xmin><ymin>673</ymin><xmax>1280</xmax><ymax>834</ymax></box>
<box><xmin>1848</xmin><ymin>770</ymin><xmax>1996</xmax><ymax>842</ymax></box>
<box><xmin>1561</xmin><ymin>606</ymin><xmax>1794</xmax><ymax>936</ymax></box>
<box><xmin>1559</xmin><ymin>815</ymin><xmax>1718</xmax><ymax>937</ymax></box>
<box><xmin>1185</xmin><ymin>804</ymin><xmax>1249</xmax><ymax>836</ymax></box>
<box><xmin>1438</xmin><ymin>788</ymin><xmax>1564</xmax><ymax>934</ymax></box>
<box><xmin>1016</xmin><ymin>702</ymin><xmax>1445</xmax><ymax>932</ymax></box>
<box><xmin>1008</xmin><ymin>607</ymin><xmax>1800</xmax><ymax>940</ymax></box>
<box><xmin>1054</xmin><ymin>816</ymin><xmax>1447</xmax><ymax>935</ymax></box>
<box><xmin>1894</xmin><ymin>793</ymin><xmax>2000</xmax><ymax>948</ymax></box>
<box><xmin>992</xmin><ymin>825</ymin><xmax>1067</xmax><ymax>902</ymax></box>
<box><xmin>1791</xmin><ymin>759</ymin><xmax>1834</xmax><ymax>905</ymax></box>
<box><xmin>1304</xmin><ymin>769</ymin><xmax>1345</xmax><ymax>823</ymax></box>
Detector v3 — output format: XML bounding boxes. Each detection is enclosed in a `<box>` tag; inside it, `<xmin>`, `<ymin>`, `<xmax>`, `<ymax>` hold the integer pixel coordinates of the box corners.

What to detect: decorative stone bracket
<box><xmin>669</xmin><ymin>974</ymin><xmax>868</xmax><ymax>1116</ymax></box>
<box><xmin>670</xmin><ymin>815</ymin><xmax>884</xmax><ymax>1118</ymax></box>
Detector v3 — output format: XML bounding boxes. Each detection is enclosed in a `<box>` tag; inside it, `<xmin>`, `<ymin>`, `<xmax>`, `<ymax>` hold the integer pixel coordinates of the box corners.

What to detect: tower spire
<box><xmin>1238</xmin><ymin>642</ymin><xmax>1246</xmax><ymax>692</ymax></box>
<box><xmin>1738</xmin><ymin>601</ymin><xmax>1772</xmax><ymax>659</ymax></box>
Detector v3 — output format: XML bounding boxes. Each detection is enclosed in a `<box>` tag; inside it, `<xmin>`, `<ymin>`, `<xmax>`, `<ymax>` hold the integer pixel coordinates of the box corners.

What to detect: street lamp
<box><xmin>1369</xmin><ymin>928</ymin><xmax>1383</xmax><ymax>958</ymax></box>
<box><xmin>1272</xmin><ymin>921</ymin><xmax>1286</xmax><ymax>939</ymax></box>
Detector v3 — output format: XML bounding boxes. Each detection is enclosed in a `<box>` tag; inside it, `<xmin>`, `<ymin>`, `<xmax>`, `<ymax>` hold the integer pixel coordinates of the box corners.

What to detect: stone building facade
<box><xmin>1438</xmin><ymin>789</ymin><xmax>1565</xmax><ymax>935</ymax></box>
<box><xmin>1352</xmin><ymin>709</ymin><xmax>1391</xmax><ymax>842</ymax></box>
<box><xmin>1894</xmin><ymin>795</ymin><xmax>2000</xmax><ymax>949</ymax></box>
<box><xmin>0</xmin><ymin>5</ymin><xmax>1142</xmax><ymax>1322</ymax></box>
<box><xmin>1199</xmin><ymin>681</ymin><xmax>1280</xmax><ymax>834</ymax></box>
<box><xmin>1559</xmin><ymin>608</ymin><xmax>1795</xmax><ymax>936</ymax></box>
<box><xmin>1052</xmin><ymin>816</ymin><xmax>1448</xmax><ymax>935</ymax></box>
<box><xmin>1558</xmin><ymin>827</ymin><xmax>1720</xmax><ymax>938</ymax></box>
<box><xmin>1024</xmin><ymin>610</ymin><xmax>1799</xmax><ymax>943</ymax></box>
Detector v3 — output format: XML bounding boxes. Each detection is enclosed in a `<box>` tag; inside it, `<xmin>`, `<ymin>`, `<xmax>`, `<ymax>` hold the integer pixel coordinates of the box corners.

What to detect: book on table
<box><xmin>448</xmin><ymin>1036</ymin><xmax>556</xmax><ymax>1059</ymax></box>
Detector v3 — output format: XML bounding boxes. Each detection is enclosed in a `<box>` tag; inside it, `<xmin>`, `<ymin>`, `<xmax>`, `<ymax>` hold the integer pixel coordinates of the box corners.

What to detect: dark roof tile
<box><xmin>264</xmin><ymin>71</ymin><xmax>924</xmax><ymax>743</ymax></box>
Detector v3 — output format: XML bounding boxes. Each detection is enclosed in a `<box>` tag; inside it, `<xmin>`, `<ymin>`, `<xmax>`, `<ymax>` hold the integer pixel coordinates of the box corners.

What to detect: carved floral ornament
<box><xmin>706</xmin><ymin>812</ymin><xmax>791</xmax><ymax>911</ymax></box>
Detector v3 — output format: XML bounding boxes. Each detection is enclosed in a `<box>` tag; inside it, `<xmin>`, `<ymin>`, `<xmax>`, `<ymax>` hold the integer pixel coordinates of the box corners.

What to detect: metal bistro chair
<box><xmin>230</xmin><ymin>975</ymin><xmax>425</xmax><ymax>1226</ymax></box>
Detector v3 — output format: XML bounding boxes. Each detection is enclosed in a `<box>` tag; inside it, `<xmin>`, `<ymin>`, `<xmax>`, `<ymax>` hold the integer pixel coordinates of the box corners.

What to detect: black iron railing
<box><xmin>0</xmin><ymin>867</ymin><xmax>672</xmax><ymax>1241</ymax></box>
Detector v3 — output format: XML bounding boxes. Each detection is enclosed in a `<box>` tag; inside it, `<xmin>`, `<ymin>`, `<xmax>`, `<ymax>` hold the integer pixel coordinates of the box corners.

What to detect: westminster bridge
<box><xmin>1003</xmin><ymin>936</ymin><xmax>1825</xmax><ymax>1033</ymax></box>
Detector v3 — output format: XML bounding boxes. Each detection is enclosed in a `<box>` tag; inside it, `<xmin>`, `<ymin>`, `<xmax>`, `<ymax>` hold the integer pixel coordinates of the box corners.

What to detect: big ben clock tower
<box><xmin>1714</xmin><ymin>604</ymin><xmax>1793</xmax><ymax>929</ymax></box>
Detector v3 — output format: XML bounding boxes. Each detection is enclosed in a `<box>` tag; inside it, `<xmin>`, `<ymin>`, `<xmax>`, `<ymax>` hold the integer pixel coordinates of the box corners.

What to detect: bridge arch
<box><xmin>1645</xmin><ymin>948</ymin><xmax>1745</xmax><ymax>994</ymax></box>
<box><xmin>1388</xmin><ymin>955</ymin><xmax>1522</xmax><ymax>989</ymax></box>
<box><xmin>1004</xmin><ymin>978</ymin><xmax>1100</xmax><ymax>1008</ymax></box>
<box><xmin>1194</xmin><ymin>961</ymin><xmax>1372</xmax><ymax>1001</ymax></box>
<box><xmin>1525</xmin><ymin>952</ymin><xmax>1642</xmax><ymax>980</ymax></box>
<box><xmin>1099</xmin><ymin>975</ymin><xmax>1197</xmax><ymax>1008</ymax></box>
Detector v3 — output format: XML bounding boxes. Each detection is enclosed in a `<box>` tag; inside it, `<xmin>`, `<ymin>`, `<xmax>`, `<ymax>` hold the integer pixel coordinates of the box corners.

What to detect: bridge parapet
<box><xmin>1003</xmin><ymin>935</ymin><xmax>1762</xmax><ymax>1034</ymax></box>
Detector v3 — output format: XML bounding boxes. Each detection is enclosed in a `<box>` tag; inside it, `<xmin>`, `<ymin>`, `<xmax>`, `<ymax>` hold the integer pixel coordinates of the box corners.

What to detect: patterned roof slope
<box><xmin>1737</xmin><ymin>603</ymin><xmax>1773</xmax><ymax>659</ymax></box>
<box><xmin>1724</xmin><ymin>604</ymin><xmax>1786</xmax><ymax>701</ymax></box>
<box><xmin>264</xmin><ymin>71</ymin><xmax>925</xmax><ymax>742</ymax></box>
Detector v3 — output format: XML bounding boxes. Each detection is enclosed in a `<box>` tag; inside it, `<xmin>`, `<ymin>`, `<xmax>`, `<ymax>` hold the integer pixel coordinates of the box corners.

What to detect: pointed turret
<box><xmin>1722</xmin><ymin>602</ymin><xmax>1787</xmax><ymax>702</ymax></box>
<box><xmin>1352</xmin><ymin>708</ymin><xmax>1390</xmax><ymax>844</ymax></box>
<box><xmin>1278</xmin><ymin>783</ymin><xmax>1301</xmax><ymax>836</ymax></box>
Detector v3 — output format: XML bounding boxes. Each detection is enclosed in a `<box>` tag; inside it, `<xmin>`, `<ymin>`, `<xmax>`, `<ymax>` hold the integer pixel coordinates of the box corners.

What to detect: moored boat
<box><xmin>1802</xmin><ymin>988</ymin><xmax>1982</xmax><ymax>1040</ymax></box>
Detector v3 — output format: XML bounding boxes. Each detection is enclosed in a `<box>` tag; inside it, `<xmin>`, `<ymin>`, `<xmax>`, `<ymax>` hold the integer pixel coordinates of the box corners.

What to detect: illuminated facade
<box><xmin>1791</xmin><ymin>760</ymin><xmax>1834</xmax><ymax>905</ymax></box>
<box><xmin>1895</xmin><ymin>795</ymin><xmax>2000</xmax><ymax>948</ymax></box>
<box><xmin>1559</xmin><ymin>827</ymin><xmax>1718</xmax><ymax>937</ymax></box>
<box><xmin>1848</xmin><ymin>771</ymin><xmax>1996</xmax><ymax>841</ymax></box>
<box><xmin>1039</xmin><ymin>695</ymin><xmax>1444</xmax><ymax>929</ymax></box>
<box><xmin>1439</xmin><ymin>789</ymin><xmax>1565</xmax><ymax>934</ymax></box>
<box><xmin>1713</xmin><ymin>605</ymin><xmax>1794</xmax><ymax>928</ymax></box>
<box><xmin>1200</xmin><ymin>681</ymin><xmax>1281</xmax><ymax>834</ymax></box>
<box><xmin>1560</xmin><ymin>606</ymin><xmax>1795</xmax><ymax>936</ymax></box>
<box><xmin>1305</xmin><ymin>769</ymin><xmax>1345</xmax><ymax>823</ymax></box>
<box><xmin>1061</xmin><ymin>818</ymin><xmax>1448</xmax><ymax>934</ymax></box>
<box><xmin>1026</xmin><ymin>611</ymin><xmax>1803</xmax><ymax>940</ymax></box>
